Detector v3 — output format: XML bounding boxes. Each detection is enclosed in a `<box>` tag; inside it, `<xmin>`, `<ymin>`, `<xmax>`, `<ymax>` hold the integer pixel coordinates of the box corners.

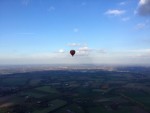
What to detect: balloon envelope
<box><xmin>70</xmin><ymin>50</ymin><xmax>75</xmax><ymax>56</ymax></box>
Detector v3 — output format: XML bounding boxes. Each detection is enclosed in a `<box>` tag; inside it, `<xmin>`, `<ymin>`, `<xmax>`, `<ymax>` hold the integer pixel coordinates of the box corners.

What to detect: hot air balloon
<box><xmin>70</xmin><ymin>50</ymin><xmax>75</xmax><ymax>56</ymax></box>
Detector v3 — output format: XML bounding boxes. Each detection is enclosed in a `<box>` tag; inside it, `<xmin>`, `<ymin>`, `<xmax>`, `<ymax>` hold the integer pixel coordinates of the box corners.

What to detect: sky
<box><xmin>0</xmin><ymin>0</ymin><xmax>150</xmax><ymax>65</ymax></box>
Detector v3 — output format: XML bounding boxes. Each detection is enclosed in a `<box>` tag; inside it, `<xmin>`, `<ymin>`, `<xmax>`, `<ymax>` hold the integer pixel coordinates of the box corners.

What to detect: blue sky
<box><xmin>0</xmin><ymin>0</ymin><xmax>150</xmax><ymax>65</ymax></box>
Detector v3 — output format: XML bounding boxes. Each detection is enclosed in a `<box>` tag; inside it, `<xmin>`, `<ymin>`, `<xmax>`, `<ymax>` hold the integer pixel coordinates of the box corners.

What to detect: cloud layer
<box><xmin>1</xmin><ymin>48</ymin><xmax>150</xmax><ymax>65</ymax></box>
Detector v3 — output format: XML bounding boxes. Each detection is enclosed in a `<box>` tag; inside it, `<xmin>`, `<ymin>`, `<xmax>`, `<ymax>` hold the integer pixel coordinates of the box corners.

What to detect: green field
<box><xmin>0</xmin><ymin>69</ymin><xmax>149</xmax><ymax>113</ymax></box>
<box><xmin>1</xmin><ymin>78</ymin><xmax>28</xmax><ymax>86</ymax></box>
<box><xmin>88</xmin><ymin>106</ymin><xmax>108</xmax><ymax>113</ymax></box>
<box><xmin>29</xmin><ymin>79</ymin><xmax>42</xmax><ymax>86</ymax></box>
<box><xmin>87</xmin><ymin>106</ymin><xmax>132</xmax><ymax>113</ymax></box>
<box><xmin>35</xmin><ymin>86</ymin><xmax>59</xmax><ymax>94</ymax></box>
<box><xmin>55</xmin><ymin>104</ymin><xmax>85</xmax><ymax>113</ymax></box>
<box><xmin>124</xmin><ymin>91</ymin><xmax>150</xmax><ymax>107</ymax></box>
<box><xmin>19</xmin><ymin>91</ymin><xmax>46</xmax><ymax>98</ymax></box>
<box><xmin>33</xmin><ymin>99</ymin><xmax>67</xmax><ymax>113</ymax></box>
<box><xmin>0</xmin><ymin>108</ymin><xmax>9</xmax><ymax>113</ymax></box>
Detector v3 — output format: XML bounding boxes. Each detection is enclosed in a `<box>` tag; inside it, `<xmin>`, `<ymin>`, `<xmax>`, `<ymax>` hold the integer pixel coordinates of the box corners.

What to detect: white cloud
<box><xmin>1</xmin><ymin>48</ymin><xmax>150</xmax><ymax>65</ymax></box>
<box><xmin>58</xmin><ymin>49</ymin><xmax>65</xmax><ymax>53</ymax></box>
<box><xmin>138</xmin><ymin>0</ymin><xmax>150</xmax><ymax>16</ymax></box>
<box><xmin>128</xmin><ymin>48</ymin><xmax>150</xmax><ymax>53</ymax></box>
<box><xmin>48</xmin><ymin>6</ymin><xmax>55</xmax><ymax>12</ymax></box>
<box><xmin>78</xmin><ymin>46</ymin><xmax>91</xmax><ymax>51</ymax></box>
<box><xmin>97</xmin><ymin>49</ymin><xmax>107</xmax><ymax>54</ymax></box>
<box><xmin>119</xmin><ymin>2</ymin><xmax>126</xmax><ymax>5</ymax></box>
<box><xmin>73</xmin><ymin>28</ymin><xmax>79</xmax><ymax>32</ymax></box>
<box><xmin>140</xmin><ymin>37</ymin><xmax>150</xmax><ymax>44</ymax></box>
<box><xmin>67</xmin><ymin>43</ymin><xmax>94</xmax><ymax>56</ymax></box>
<box><xmin>128</xmin><ymin>49</ymin><xmax>150</xmax><ymax>59</ymax></box>
<box><xmin>139</xmin><ymin>0</ymin><xmax>147</xmax><ymax>5</ymax></box>
<box><xmin>116</xmin><ymin>49</ymin><xmax>150</xmax><ymax>59</ymax></box>
<box><xmin>76</xmin><ymin>51</ymin><xmax>89</xmax><ymax>56</ymax></box>
<box><xmin>81</xmin><ymin>2</ymin><xmax>86</xmax><ymax>6</ymax></box>
<box><xmin>68</xmin><ymin>43</ymin><xmax>81</xmax><ymax>47</ymax></box>
<box><xmin>22</xmin><ymin>0</ymin><xmax>30</xmax><ymax>6</ymax></box>
<box><xmin>135</xmin><ymin>23</ymin><xmax>146</xmax><ymax>30</ymax></box>
<box><xmin>74</xmin><ymin>46</ymin><xmax>92</xmax><ymax>56</ymax></box>
<box><xmin>138</xmin><ymin>52</ymin><xmax>150</xmax><ymax>57</ymax></box>
<box><xmin>67</xmin><ymin>43</ymin><xmax>107</xmax><ymax>56</ymax></box>
<box><xmin>122</xmin><ymin>17</ymin><xmax>130</xmax><ymax>21</ymax></box>
<box><xmin>105</xmin><ymin>9</ymin><xmax>126</xmax><ymax>16</ymax></box>
<box><xmin>135</xmin><ymin>20</ymin><xmax>149</xmax><ymax>30</ymax></box>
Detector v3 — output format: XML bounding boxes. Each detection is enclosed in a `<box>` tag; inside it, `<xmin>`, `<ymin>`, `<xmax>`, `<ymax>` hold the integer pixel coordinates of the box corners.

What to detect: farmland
<box><xmin>0</xmin><ymin>68</ymin><xmax>150</xmax><ymax>113</ymax></box>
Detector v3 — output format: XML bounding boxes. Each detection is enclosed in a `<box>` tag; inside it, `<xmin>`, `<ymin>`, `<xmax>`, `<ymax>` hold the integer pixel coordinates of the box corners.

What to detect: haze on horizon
<box><xmin>0</xmin><ymin>0</ymin><xmax>150</xmax><ymax>65</ymax></box>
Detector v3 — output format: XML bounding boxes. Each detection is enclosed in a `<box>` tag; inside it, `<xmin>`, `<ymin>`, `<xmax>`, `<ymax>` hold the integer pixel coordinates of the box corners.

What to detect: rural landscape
<box><xmin>0</xmin><ymin>65</ymin><xmax>150</xmax><ymax>113</ymax></box>
<box><xmin>1</xmin><ymin>0</ymin><xmax>150</xmax><ymax>113</ymax></box>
